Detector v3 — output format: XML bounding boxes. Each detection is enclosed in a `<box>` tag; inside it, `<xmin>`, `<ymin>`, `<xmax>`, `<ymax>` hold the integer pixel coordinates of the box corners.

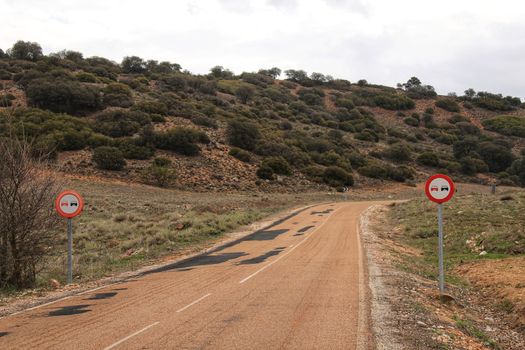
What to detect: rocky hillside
<box><xmin>1</xmin><ymin>40</ymin><xmax>525</xmax><ymax>192</ymax></box>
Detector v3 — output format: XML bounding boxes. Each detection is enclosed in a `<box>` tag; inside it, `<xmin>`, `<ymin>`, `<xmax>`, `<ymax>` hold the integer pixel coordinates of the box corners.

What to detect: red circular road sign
<box><xmin>55</xmin><ymin>190</ymin><xmax>84</xmax><ymax>218</ymax></box>
<box><xmin>425</xmin><ymin>174</ymin><xmax>455</xmax><ymax>204</ymax></box>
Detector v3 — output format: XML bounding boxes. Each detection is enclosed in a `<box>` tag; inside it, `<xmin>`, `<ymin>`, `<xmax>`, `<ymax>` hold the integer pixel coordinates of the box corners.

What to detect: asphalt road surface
<box><xmin>0</xmin><ymin>201</ymin><xmax>380</xmax><ymax>350</ymax></box>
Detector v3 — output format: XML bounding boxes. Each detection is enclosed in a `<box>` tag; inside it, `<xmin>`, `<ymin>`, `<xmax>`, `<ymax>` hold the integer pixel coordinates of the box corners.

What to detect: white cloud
<box><xmin>1</xmin><ymin>0</ymin><xmax>524</xmax><ymax>97</ymax></box>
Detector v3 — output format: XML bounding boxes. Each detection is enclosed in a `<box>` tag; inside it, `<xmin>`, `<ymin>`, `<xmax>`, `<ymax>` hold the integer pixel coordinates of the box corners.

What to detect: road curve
<box><xmin>0</xmin><ymin>201</ymin><xmax>381</xmax><ymax>350</ymax></box>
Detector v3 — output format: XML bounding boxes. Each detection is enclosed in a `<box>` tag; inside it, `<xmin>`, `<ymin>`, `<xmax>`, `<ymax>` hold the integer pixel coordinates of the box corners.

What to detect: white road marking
<box><xmin>103</xmin><ymin>321</ymin><xmax>160</xmax><ymax>350</ymax></box>
<box><xmin>176</xmin><ymin>293</ymin><xmax>212</xmax><ymax>313</ymax></box>
<box><xmin>239</xmin><ymin>206</ymin><xmax>343</xmax><ymax>284</ymax></box>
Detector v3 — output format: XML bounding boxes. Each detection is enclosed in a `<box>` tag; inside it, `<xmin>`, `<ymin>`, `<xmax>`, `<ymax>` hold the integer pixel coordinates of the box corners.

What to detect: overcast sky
<box><xmin>2</xmin><ymin>0</ymin><xmax>524</xmax><ymax>97</ymax></box>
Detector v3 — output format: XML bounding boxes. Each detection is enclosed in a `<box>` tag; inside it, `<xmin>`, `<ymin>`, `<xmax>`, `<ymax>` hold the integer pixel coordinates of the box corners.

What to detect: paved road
<box><xmin>0</xmin><ymin>201</ymin><xmax>378</xmax><ymax>349</ymax></box>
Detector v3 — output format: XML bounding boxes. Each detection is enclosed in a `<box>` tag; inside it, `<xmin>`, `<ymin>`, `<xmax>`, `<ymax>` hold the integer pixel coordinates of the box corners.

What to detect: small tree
<box><xmin>143</xmin><ymin>157</ymin><xmax>176</xmax><ymax>187</ymax></box>
<box><xmin>7</xmin><ymin>40</ymin><xmax>43</xmax><ymax>61</ymax></box>
<box><xmin>0</xmin><ymin>135</ymin><xmax>61</xmax><ymax>288</ymax></box>
<box><xmin>235</xmin><ymin>85</ymin><xmax>255</xmax><ymax>104</ymax></box>
<box><xmin>121</xmin><ymin>56</ymin><xmax>146</xmax><ymax>73</ymax></box>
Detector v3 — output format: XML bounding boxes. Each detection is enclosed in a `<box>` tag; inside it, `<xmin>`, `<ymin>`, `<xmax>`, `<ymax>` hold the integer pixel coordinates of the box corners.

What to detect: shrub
<box><xmin>143</xmin><ymin>157</ymin><xmax>176</xmax><ymax>187</ymax></box>
<box><xmin>229</xmin><ymin>147</ymin><xmax>251</xmax><ymax>162</ymax></box>
<box><xmin>478</xmin><ymin>142</ymin><xmax>515</xmax><ymax>173</ymax></box>
<box><xmin>459</xmin><ymin>156</ymin><xmax>488</xmax><ymax>175</ymax></box>
<box><xmin>0</xmin><ymin>93</ymin><xmax>16</xmax><ymax>107</ymax></box>
<box><xmin>102</xmin><ymin>83</ymin><xmax>133</xmax><ymax>107</ymax></box>
<box><xmin>87</xmin><ymin>133</ymin><xmax>113</xmax><ymax>148</ymax></box>
<box><xmin>227</xmin><ymin>120</ymin><xmax>261</xmax><ymax>150</ymax></box>
<box><xmin>117</xmin><ymin>139</ymin><xmax>154</xmax><ymax>159</ymax></box>
<box><xmin>384</xmin><ymin>143</ymin><xmax>412</xmax><ymax>162</ymax></box>
<box><xmin>92</xmin><ymin>146</ymin><xmax>126</xmax><ymax>170</ymax></box>
<box><xmin>323</xmin><ymin>166</ymin><xmax>354</xmax><ymax>187</ymax></box>
<box><xmin>93</xmin><ymin>109</ymin><xmax>150</xmax><ymax>137</ymax></box>
<box><xmin>335</xmin><ymin>98</ymin><xmax>355</xmax><ymax>109</ymax></box>
<box><xmin>26</xmin><ymin>78</ymin><xmax>102</xmax><ymax>115</ymax></box>
<box><xmin>417</xmin><ymin>152</ymin><xmax>440</xmax><ymax>167</ymax></box>
<box><xmin>235</xmin><ymin>85</ymin><xmax>256</xmax><ymax>104</ymax></box>
<box><xmin>261</xmin><ymin>156</ymin><xmax>292</xmax><ymax>175</ymax></box>
<box><xmin>154</xmin><ymin>127</ymin><xmax>209</xmax><ymax>156</ymax></box>
<box><xmin>357</xmin><ymin>164</ymin><xmax>388</xmax><ymax>179</ymax></box>
<box><xmin>435</xmin><ymin>99</ymin><xmax>460</xmax><ymax>112</ymax></box>
<box><xmin>355</xmin><ymin>129</ymin><xmax>379</xmax><ymax>142</ymax></box>
<box><xmin>404</xmin><ymin>117</ymin><xmax>419</xmax><ymax>127</ymax></box>
<box><xmin>192</xmin><ymin>116</ymin><xmax>218</xmax><ymax>129</ymax></box>
<box><xmin>453</xmin><ymin>137</ymin><xmax>479</xmax><ymax>159</ymax></box>
<box><xmin>132</xmin><ymin>101</ymin><xmax>169</xmax><ymax>115</ymax></box>
<box><xmin>387</xmin><ymin>165</ymin><xmax>415</xmax><ymax>182</ymax></box>
<box><xmin>256</xmin><ymin>165</ymin><xmax>274</xmax><ymax>180</ymax></box>
<box><xmin>482</xmin><ymin>116</ymin><xmax>525</xmax><ymax>138</ymax></box>
<box><xmin>455</xmin><ymin>122</ymin><xmax>480</xmax><ymax>135</ymax></box>
<box><xmin>448</xmin><ymin>114</ymin><xmax>470</xmax><ymax>124</ymax></box>
<box><xmin>77</xmin><ymin>72</ymin><xmax>98</xmax><ymax>83</ymax></box>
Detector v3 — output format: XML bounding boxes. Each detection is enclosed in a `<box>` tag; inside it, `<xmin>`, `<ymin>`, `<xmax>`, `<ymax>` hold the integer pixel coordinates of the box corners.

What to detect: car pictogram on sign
<box><xmin>431</xmin><ymin>186</ymin><xmax>439</xmax><ymax>192</ymax></box>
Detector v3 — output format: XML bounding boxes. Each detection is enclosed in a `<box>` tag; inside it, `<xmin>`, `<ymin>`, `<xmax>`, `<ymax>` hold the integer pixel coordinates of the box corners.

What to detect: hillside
<box><xmin>1</xmin><ymin>40</ymin><xmax>525</xmax><ymax>192</ymax></box>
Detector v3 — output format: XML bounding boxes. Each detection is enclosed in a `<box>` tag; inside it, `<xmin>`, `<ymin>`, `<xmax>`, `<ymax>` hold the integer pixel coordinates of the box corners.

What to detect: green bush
<box><xmin>478</xmin><ymin>142</ymin><xmax>515</xmax><ymax>173</ymax></box>
<box><xmin>154</xmin><ymin>127</ymin><xmax>209</xmax><ymax>156</ymax></box>
<box><xmin>323</xmin><ymin>166</ymin><xmax>354</xmax><ymax>187</ymax></box>
<box><xmin>92</xmin><ymin>146</ymin><xmax>126</xmax><ymax>170</ymax></box>
<box><xmin>416</xmin><ymin>152</ymin><xmax>440</xmax><ymax>167</ymax></box>
<box><xmin>103</xmin><ymin>83</ymin><xmax>133</xmax><ymax>107</ymax></box>
<box><xmin>0</xmin><ymin>93</ymin><xmax>16</xmax><ymax>107</ymax></box>
<box><xmin>227</xmin><ymin>120</ymin><xmax>261</xmax><ymax>150</ymax></box>
<box><xmin>435</xmin><ymin>99</ymin><xmax>460</xmax><ymax>112</ymax></box>
<box><xmin>404</xmin><ymin>117</ymin><xmax>419</xmax><ymax>127</ymax></box>
<box><xmin>77</xmin><ymin>72</ymin><xmax>98</xmax><ymax>83</ymax></box>
<box><xmin>455</xmin><ymin>121</ymin><xmax>480</xmax><ymax>135</ymax></box>
<box><xmin>261</xmin><ymin>156</ymin><xmax>292</xmax><ymax>175</ymax></box>
<box><xmin>132</xmin><ymin>101</ymin><xmax>169</xmax><ymax>115</ymax></box>
<box><xmin>93</xmin><ymin>109</ymin><xmax>151</xmax><ymax>137</ymax></box>
<box><xmin>383</xmin><ymin>143</ymin><xmax>411</xmax><ymax>162</ymax></box>
<box><xmin>357</xmin><ymin>164</ymin><xmax>388</xmax><ymax>179</ymax></box>
<box><xmin>192</xmin><ymin>115</ymin><xmax>218</xmax><ymax>129</ymax></box>
<box><xmin>87</xmin><ymin>133</ymin><xmax>113</xmax><ymax>148</ymax></box>
<box><xmin>26</xmin><ymin>78</ymin><xmax>102</xmax><ymax>115</ymax></box>
<box><xmin>448</xmin><ymin>114</ymin><xmax>470</xmax><ymax>124</ymax></box>
<box><xmin>117</xmin><ymin>139</ymin><xmax>154</xmax><ymax>159</ymax></box>
<box><xmin>256</xmin><ymin>165</ymin><xmax>274</xmax><ymax>180</ymax></box>
<box><xmin>459</xmin><ymin>156</ymin><xmax>488</xmax><ymax>175</ymax></box>
<box><xmin>229</xmin><ymin>147</ymin><xmax>251</xmax><ymax>162</ymax></box>
<box><xmin>355</xmin><ymin>129</ymin><xmax>379</xmax><ymax>142</ymax></box>
<box><xmin>143</xmin><ymin>157</ymin><xmax>176</xmax><ymax>187</ymax></box>
<box><xmin>482</xmin><ymin>116</ymin><xmax>525</xmax><ymax>138</ymax></box>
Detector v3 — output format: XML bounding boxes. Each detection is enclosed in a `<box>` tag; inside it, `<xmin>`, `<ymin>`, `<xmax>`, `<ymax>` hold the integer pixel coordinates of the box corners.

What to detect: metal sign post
<box><xmin>424</xmin><ymin>174</ymin><xmax>455</xmax><ymax>296</ymax></box>
<box><xmin>437</xmin><ymin>204</ymin><xmax>444</xmax><ymax>294</ymax></box>
<box><xmin>55</xmin><ymin>190</ymin><xmax>84</xmax><ymax>285</ymax></box>
<box><xmin>67</xmin><ymin>218</ymin><xmax>73</xmax><ymax>284</ymax></box>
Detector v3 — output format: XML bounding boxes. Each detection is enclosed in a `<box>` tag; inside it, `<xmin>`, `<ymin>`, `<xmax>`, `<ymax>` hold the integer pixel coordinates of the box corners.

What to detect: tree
<box><xmin>0</xmin><ymin>134</ymin><xmax>61</xmax><ymax>288</ymax></box>
<box><xmin>258</xmin><ymin>67</ymin><xmax>281</xmax><ymax>79</ymax></box>
<box><xmin>478</xmin><ymin>142</ymin><xmax>515</xmax><ymax>173</ymax></box>
<box><xmin>310</xmin><ymin>72</ymin><xmax>327</xmax><ymax>84</ymax></box>
<box><xmin>8</xmin><ymin>41</ymin><xmax>43</xmax><ymax>61</ymax></box>
<box><xmin>464</xmin><ymin>88</ymin><xmax>476</xmax><ymax>98</ymax></box>
<box><xmin>142</xmin><ymin>157</ymin><xmax>176</xmax><ymax>187</ymax></box>
<box><xmin>50</xmin><ymin>50</ymin><xmax>83</xmax><ymax>62</ymax></box>
<box><xmin>0</xmin><ymin>48</ymin><xmax>6</xmax><ymax>58</ymax></box>
<box><xmin>357</xmin><ymin>79</ymin><xmax>368</xmax><ymax>87</ymax></box>
<box><xmin>235</xmin><ymin>85</ymin><xmax>255</xmax><ymax>104</ymax></box>
<box><xmin>209</xmin><ymin>66</ymin><xmax>234</xmax><ymax>79</ymax></box>
<box><xmin>284</xmin><ymin>69</ymin><xmax>309</xmax><ymax>83</ymax></box>
<box><xmin>121</xmin><ymin>56</ymin><xmax>146</xmax><ymax>73</ymax></box>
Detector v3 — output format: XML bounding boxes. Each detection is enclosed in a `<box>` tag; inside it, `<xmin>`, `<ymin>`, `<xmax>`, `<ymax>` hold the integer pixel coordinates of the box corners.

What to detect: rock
<box><xmin>49</xmin><ymin>279</ymin><xmax>61</xmax><ymax>289</ymax></box>
<box><xmin>479</xmin><ymin>251</ymin><xmax>488</xmax><ymax>256</ymax></box>
<box><xmin>417</xmin><ymin>321</ymin><xmax>427</xmax><ymax>327</ymax></box>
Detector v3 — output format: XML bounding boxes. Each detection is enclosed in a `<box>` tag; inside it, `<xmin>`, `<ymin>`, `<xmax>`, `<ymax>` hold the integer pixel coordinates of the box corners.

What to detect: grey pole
<box><xmin>67</xmin><ymin>218</ymin><xmax>73</xmax><ymax>284</ymax></box>
<box><xmin>438</xmin><ymin>204</ymin><xmax>444</xmax><ymax>294</ymax></box>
